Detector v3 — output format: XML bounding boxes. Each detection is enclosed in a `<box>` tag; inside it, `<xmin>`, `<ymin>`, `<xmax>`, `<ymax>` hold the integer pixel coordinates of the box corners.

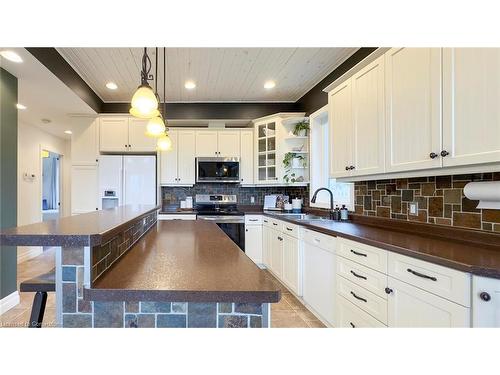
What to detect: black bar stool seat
<box><xmin>19</xmin><ymin>269</ymin><xmax>55</xmax><ymax>328</ymax></box>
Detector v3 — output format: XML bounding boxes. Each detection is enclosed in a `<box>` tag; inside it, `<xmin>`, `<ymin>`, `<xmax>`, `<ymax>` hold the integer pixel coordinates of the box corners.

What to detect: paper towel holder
<box><xmin>463</xmin><ymin>181</ymin><xmax>500</xmax><ymax>210</ymax></box>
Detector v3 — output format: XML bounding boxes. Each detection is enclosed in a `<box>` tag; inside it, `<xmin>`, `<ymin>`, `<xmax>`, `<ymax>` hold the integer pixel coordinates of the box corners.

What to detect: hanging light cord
<box><xmin>140</xmin><ymin>47</ymin><xmax>153</xmax><ymax>85</ymax></box>
<box><xmin>163</xmin><ymin>47</ymin><xmax>168</xmax><ymax>129</ymax></box>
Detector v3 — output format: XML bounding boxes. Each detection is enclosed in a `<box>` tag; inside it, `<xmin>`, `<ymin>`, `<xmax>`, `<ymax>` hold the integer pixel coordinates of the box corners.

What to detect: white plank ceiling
<box><xmin>57</xmin><ymin>48</ymin><xmax>358</xmax><ymax>102</ymax></box>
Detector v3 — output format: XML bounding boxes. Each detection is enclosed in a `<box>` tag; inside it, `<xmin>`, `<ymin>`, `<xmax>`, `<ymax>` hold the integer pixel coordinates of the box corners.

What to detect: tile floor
<box><xmin>0</xmin><ymin>249</ymin><xmax>326</xmax><ymax>328</ymax></box>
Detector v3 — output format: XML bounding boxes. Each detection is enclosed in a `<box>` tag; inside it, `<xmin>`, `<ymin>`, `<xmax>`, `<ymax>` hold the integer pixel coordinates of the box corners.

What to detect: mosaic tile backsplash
<box><xmin>162</xmin><ymin>183</ymin><xmax>309</xmax><ymax>207</ymax></box>
<box><xmin>353</xmin><ymin>172</ymin><xmax>500</xmax><ymax>232</ymax></box>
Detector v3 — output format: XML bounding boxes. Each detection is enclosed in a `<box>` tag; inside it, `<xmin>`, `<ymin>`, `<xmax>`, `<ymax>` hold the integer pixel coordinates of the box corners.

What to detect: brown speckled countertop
<box><xmin>85</xmin><ymin>220</ymin><xmax>280</xmax><ymax>303</ymax></box>
<box><xmin>0</xmin><ymin>205</ymin><xmax>159</xmax><ymax>247</ymax></box>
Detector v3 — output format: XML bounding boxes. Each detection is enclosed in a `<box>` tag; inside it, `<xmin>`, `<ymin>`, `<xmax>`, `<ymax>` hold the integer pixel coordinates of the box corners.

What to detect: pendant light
<box><xmin>146</xmin><ymin>48</ymin><xmax>166</xmax><ymax>137</ymax></box>
<box><xmin>157</xmin><ymin>48</ymin><xmax>172</xmax><ymax>151</ymax></box>
<box><xmin>130</xmin><ymin>48</ymin><xmax>160</xmax><ymax>118</ymax></box>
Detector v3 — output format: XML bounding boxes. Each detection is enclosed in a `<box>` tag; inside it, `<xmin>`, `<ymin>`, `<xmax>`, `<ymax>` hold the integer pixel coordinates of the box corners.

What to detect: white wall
<box><xmin>17</xmin><ymin>121</ymin><xmax>72</xmax><ymax>263</ymax></box>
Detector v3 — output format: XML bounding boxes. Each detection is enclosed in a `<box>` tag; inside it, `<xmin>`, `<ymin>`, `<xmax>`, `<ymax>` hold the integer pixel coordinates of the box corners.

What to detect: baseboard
<box><xmin>17</xmin><ymin>246</ymin><xmax>43</xmax><ymax>264</ymax></box>
<box><xmin>0</xmin><ymin>291</ymin><xmax>20</xmax><ymax>315</ymax></box>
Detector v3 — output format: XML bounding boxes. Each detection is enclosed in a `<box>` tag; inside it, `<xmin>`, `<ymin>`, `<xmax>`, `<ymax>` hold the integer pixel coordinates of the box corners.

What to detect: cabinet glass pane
<box><xmin>258</xmin><ymin>154</ymin><xmax>266</xmax><ymax>167</ymax></box>
<box><xmin>258</xmin><ymin>125</ymin><xmax>266</xmax><ymax>138</ymax></box>
<box><xmin>267</xmin><ymin>152</ymin><xmax>276</xmax><ymax>166</ymax></box>
<box><xmin>267</xmin><ymin>137</ymin><xmax>275</xmax><ymax>152</ymax></box>
<box><xmin>267</xmin><ymin>122</ymin><xmax>276</xmax><ymax>135</ymax></box>
<box><xmin>268</xmin><ymin>167</ymin><xmax>276</xmax><ymax>179</ymax></box>
<box><xmin>258</xmin><ymin>138</ymin><xmax>266</xmax><ymax>153</ymax></box>
<box><xmin>258</xmin><ymin>167</ymin><xmax>266</xmax><ymax>181</ymax></box>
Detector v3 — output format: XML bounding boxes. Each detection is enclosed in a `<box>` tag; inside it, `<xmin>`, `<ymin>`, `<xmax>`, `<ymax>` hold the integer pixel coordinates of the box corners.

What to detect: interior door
<box><xmin>123</xmin><ymin>156</ymin><xmax>156</xmax><ymax>205</ymax></box>
<box><xmin>128</xmin><ymin>118</ymin><xmax>157</xmax><ymax>152</ymax></box>
<box><xmin>329</xmin><ymin>80</ymin><xmax>353</xmax><ymax>178</ymax></box>
<box><xmin>385</xmin><ymin>48</ymin><xmax>442</xmax><ymax>172</ymax></box>
<box><xmin>99</xmin><ymin>117</ymin><xmax>129</xmax><ymax>152</ymax></box>
<box><xmin>217</xmin><ymin>131</ymin><xmax>241</xmax><ymax>157</ymax></box>
<box><xmin>195</xmin><ymin>131</ymin><xmax>218</xmax><ymax>157</ymax></box>
<box><xmin>177</xmin><ymin>130</ymin><xmax>196</xmax><ymax>184</ymax></box>
<box><xmin>239</xmin><ymin>130</ymin><xmax>254</xmax><ymax>184</ymax></box>
<box><xmin>443</xmin><ymin>48</ymin><xmax>500</xmax><ymax>167</ymax></box>
<box><xmin>159</xmin><ymin>130</ymin><xmax>178</xmax><ymax>185</ymax></box>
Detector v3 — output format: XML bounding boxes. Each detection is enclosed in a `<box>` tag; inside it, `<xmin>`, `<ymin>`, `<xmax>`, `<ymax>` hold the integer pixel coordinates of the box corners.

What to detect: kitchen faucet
<box><xmin>310</xmin><ymin>187</ymin><xmax>335</xmax><ymax>219</ymax></box>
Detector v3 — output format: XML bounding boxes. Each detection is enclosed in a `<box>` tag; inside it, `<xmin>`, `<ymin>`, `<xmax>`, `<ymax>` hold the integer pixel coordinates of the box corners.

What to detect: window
<box><xmin>309</xmin><ymin>107</ymin><xmax>354</xmax><ymax>211</ymax></box>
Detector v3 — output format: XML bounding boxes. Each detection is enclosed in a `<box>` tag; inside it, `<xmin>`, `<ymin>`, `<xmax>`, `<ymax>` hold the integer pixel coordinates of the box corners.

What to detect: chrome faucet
<box><xmin>310</xmin><ymin>187</ymin><xmax>335</xmax><ymax>219</ymax></box>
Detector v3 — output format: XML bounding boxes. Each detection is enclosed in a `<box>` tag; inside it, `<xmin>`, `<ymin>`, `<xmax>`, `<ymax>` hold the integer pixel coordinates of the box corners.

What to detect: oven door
<box><xmin>198</xmin><ymin>215</ymin><xmax>245</xmax><ymax>251</ymax></box>
<box><xmin>196</xmin><ymin>157</ymin><xmax>240</xmax><ymax>183</ymax></box>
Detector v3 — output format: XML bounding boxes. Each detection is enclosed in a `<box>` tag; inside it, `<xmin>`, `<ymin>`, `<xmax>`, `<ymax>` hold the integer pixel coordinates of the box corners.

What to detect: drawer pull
<box><xmin>249</xmin><ymin>219</ymin><xmax>258</xmax><ymax>222</ymax></box>
<box><xmin>278</xmin><ymin>236</ymin><xmax>283</xmax><ymax>241</ymax></box>
<box><xmin>350</xmin><ymin>249</ymin><xmax>367</xmax><ymax>257</ymax></box>
<box><xmin>349</xmin><ymin>322</ymin><xmax>355</xmax><ymax>328</ymax></box>
<box><xmin>407</xmin><ymin>268</ymin><xmax>437</xmax><ymax>281</ymax></box>
<box><xmin>286</xmin><ymin>227</ymin><xmax>293</xmax><ymax>231</ymax></box>
<box><xmin>273</xmin><ymin>223</ymin><xmax>278</xmax><ymax>226</ymax></box>
<box><xmin>384</xmin><ymin>287</ymin><xmax>393</xmax><ymax>295</ymax></box>
<box><xmin>263</xmin><ymin>220</ymin><xmax>268</xmax><ymax>223</ymax></box>
<box><xmin>480</xmin><ymin>292</ymin><xmax>491</xmax><ymax>302</ymax></box>
<box><xmin>350</xmin><ymin>291</ymin><xmax>367</xmax><ymax>303</ymax></box>
<box><xmin>350</xmin><ymin>270</ymin><xmax>367</xmax><ymax>280</ymax></box>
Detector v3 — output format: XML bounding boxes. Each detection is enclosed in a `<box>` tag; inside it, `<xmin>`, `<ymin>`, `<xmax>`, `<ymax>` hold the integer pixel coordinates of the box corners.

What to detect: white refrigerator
<box><xmin>98</xmin><ymin>155</ymin><xmax>157</xmax><ymax>209</ymax></box>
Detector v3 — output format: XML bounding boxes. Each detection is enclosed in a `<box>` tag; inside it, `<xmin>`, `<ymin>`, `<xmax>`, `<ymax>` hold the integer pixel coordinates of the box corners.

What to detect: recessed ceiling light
<box><xmin>184</xmin><ymin>81</ymin><xmax>196</xmax><ymax>90</ymax></box>
<box><xmin>16</xmin><ymin>103</ymin><xmax>27</xmax><ymax>110</ymax></box>
<box><xmin>264</xmin><ymin>80</ymin><xmax>276</xmax><ymax>89</ymax></box>
<box><xmin>106</xmin><ymin>82</ymin><xmax>118</xmax><ymax>90</ymax></box>
<box><xmin>64</xmin><ymin>130</ymin><xmax>73</xmax><ymax>135</ymax></box>
<box><xmin>0</xmin><ymin>50</ymin><xmax>23</xmax><ymax>63</ymax></box>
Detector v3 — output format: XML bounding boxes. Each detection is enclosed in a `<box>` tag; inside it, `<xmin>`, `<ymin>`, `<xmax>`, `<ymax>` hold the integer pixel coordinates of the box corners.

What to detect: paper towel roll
<box><xmin>463</xmin><ymin>181</ymin><xmax>500</xmax><ymax>209</ymax></box>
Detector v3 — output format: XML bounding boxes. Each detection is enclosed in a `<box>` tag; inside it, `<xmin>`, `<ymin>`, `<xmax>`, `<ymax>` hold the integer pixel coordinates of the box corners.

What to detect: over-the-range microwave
<box><xmin>196</xmin><ymin>157</ymin><xmax>240</xmax><ymax>183</ymax></box>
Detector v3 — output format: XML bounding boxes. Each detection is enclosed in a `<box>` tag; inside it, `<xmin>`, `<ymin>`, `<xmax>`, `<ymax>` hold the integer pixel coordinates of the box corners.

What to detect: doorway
<box><xmin>41</xmin><ymin>150</ymin><xmax>61</xmax><ymax>222</ymax></box>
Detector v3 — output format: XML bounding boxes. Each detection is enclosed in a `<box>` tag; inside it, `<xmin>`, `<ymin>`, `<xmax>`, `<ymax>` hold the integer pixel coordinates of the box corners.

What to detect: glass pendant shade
<box><xmin>146</xmin><ymin>116</ymin><xmax>166</xmax><ymax>137</ymax></box>
<box><xmin>157</xmin><ymin>134</ymin><xmax>173</xmax><ymax>151</ymax></box>
<box><xmin>129</xmin><ymin>84</ymin><xmax>159</xmax><ymax>118</ymax></box>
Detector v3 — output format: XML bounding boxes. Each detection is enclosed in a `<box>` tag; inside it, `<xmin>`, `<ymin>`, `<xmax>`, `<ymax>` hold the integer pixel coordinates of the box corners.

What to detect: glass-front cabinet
<box><xmin>257</xmin><ymin>121</ymin><xmax>277</xmax><ymax>182</ymax></box>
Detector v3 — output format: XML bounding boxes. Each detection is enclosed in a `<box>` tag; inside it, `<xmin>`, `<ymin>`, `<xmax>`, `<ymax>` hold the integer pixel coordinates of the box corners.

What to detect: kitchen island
<box><xmin>0</xmin><ymin>205</ymin><xmax>280</xmax><ymax>328</ymax></box>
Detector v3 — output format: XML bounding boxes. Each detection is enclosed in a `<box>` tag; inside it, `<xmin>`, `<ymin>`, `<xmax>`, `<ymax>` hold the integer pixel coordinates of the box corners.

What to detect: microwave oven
<box><xmin>196</xmin><ymin>157</ymin><xmax>240</xmax><ymax>183</ymax></box>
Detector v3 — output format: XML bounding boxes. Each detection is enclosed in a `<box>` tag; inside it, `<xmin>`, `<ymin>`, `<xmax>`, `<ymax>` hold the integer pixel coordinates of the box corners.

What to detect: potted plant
<box><xmin>292</xmin><ymin>120</ymin><xmax>310</xmax><ymax>136</ymax></box>
<box><xmin>283</xmin><ymin>152</ymin><xmax>307</xmax><ymax>183</ymax></box>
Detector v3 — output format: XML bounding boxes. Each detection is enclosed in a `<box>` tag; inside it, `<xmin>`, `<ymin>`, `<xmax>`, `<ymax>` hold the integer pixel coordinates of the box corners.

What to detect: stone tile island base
<box><xmin>57</xmin><ymin>246</ymin><xmax>269</xmax><ymax>328</ymax></box>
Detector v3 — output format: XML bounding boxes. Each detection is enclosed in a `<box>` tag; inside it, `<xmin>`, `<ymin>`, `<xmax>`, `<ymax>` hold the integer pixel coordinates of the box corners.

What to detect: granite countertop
<box><xmin>0</xmin><ymin>205</ymin><xmax>159</xmax><ymax>247</ymax></box>
<box><xmin>263</xmin><ymin>212</ymin><xmax>500</xmax><ymax>279</ymax></box>
<box><xmin>84</xmin><ymin>220</ymin><xmax>280</xmax><ymax>303</ymax></box>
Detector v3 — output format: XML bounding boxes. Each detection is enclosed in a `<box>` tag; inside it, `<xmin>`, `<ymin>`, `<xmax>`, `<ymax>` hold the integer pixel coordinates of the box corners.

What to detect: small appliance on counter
<box><xmin>292</xmin><ymin>198</ymin><xmax>303</xmax><ymax>213</ymax></box>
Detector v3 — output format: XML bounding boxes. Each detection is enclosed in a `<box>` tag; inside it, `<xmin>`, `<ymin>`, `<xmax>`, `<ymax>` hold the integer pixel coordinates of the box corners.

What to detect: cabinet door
<box><xmin>472</xmin><ymin>275</ymin><xmax>500</xmax><ymax>327</ymax></box>
<box><xmin>240</xmin><ymin>130</ymin><xmax>254</xmax><ymax>184</ymax></box>
<box><xmin>195</xmin><ymin>131</ymin><xmax>218</xmax><ymax>157</ymax></box>
<box><xmin>71</xmin><ymin>165</ymin><xmax>98</xmax><ymax>214</ymax></box>
<box><xmin>217</xmin><ymin>131</ymin><xmax>241</xmax><ymax>157</ymax></box>
<box><xmin>244</xmin><ymin>225</ymin><xmax>263</xmax><ymax>265</ymax></box>
<box><xmin>443</xmin><ymin>48</ymin><xmax>500</xmax><ymax>167</ymax></box>
<box><xmin>270</xmin><ymin>229</ymin><xmax>283</xmax><ymax>278</ymax></box>
<box><xmin>387</xmin><ymin>277</ymin><xmax>470</xmax><ymax>328</ymax></box>
<box><xmin>71</xmin><ymin>117</ymin><xmax>99</xmax><ymax>165</ymax></box>
<box><xmin>351</xmin><ymin>56</ymin><xmax>385</xmax><ymax>176</ymax></box>
<box><xmin>282</xmin><ymin>234</ymin><xmax>301</xmax><ymax>296</ymax></box>
<box><xmin>159</xmin><ymin>130</ymin><xmax>178</xmax><ymax>185</ymax></box>
<box><xmin>385</xmin><ymin>48</ymin><xmax>442</xmax><ymax>172</ymax></box>
<box><xmin>177</xmin><ymin>131</ymin><xmax>196</xmax><ymax>184</ymax></box>
<box><xmin>329</xmin><ymin>80</ymin><xmax>353</xmax><ymax>178</ymax></box>
<box><xmin>336</xmin><ymin>296</ymin><xmax>386</xmax><ymax>328</ymax></box>
<box><xmin>128</xmin><ymin>118</ymin><xmax>157</xmax><ymax>152</ymax></box>
<box><xmin>100</xmin><ymin>117</ymin><xmax>129</xmax><ymax>152</ymax></box>
<box><xmin>262</xmin><ymin>225</ymin><xmax>271</xmax><ymax>268</ymax></box>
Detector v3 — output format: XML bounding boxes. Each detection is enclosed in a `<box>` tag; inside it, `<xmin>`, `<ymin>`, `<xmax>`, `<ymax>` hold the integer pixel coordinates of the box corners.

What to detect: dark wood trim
<box><xmin>25</xmin><ymin>48</ymin><xmax>103</xmax><ymax>113</ymax></box>
<box><xmin>296</xmin><ymin>47</ymin><xmax>378</xmax><ymax>115</ymax></box>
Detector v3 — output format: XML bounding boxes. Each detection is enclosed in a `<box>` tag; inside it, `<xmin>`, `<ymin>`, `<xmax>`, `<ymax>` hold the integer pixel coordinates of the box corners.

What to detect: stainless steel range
<box><xmin>195</xmin><ymin>194</ymin><xmax>245</xmax><ymax>251</ymax></box>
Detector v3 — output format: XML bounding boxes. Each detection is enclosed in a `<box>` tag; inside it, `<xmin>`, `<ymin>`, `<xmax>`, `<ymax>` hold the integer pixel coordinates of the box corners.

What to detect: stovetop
<box><xmin>195</xmin><ymin>194</ymin><xmax>243</xmax><ymax>216</ymax></box>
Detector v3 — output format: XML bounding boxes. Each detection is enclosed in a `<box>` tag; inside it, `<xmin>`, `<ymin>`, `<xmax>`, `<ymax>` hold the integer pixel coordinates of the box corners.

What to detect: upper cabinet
<box><xmin>195</xmin><ymin>131</ymin><xmax>218</xmax><ymax>156</ymax></box>
<box><xmin>240</xmin><ymin>130</ymin><xmax>254</xmax><ymax>184</ymax></box>
<box><xmin>442</xmin><ymin>48</ymin><xmax>500</xmax><ymax>167</ymax></box>
<box><xmin>100</xmin><ymin>117</ymin><xmax>156</xmax><ymax>153</ymax></box>
<box><xmin>160</xmin><ymin>130</ymin><xmax>196</xmax><ymax>185</ymax></box>
<box><xmin>195</xmin><ymin>130</ymin><xmax>241</xmax><ymax>157</ymax></box>
<box><xmin>384</xmin><ymin>48</ymin><xmax>442</xmax><ymax>173</ymax></box>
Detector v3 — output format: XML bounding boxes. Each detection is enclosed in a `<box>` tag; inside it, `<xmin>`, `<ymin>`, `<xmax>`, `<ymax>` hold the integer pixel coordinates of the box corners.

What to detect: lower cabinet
<box><xmin>71</xmin><ymin>164</ymin><xmax>98</xmax><ymax>214</ymax></box>
<box><xmin>262</xmin><ymin>222</ymin><xmax>272</xmax><ymax>268</ymax></box>
<box><xmin>387</xmin><ymin>277</ymin><xmax>470</xmax><ymax>328</ymax></box>
<box><xmin>472</xmin><ymin>275</ymin><xmax>500</xmax><ymax>327</ymax></box>
<box><xmin>245</xmin><ymin>225</ymin><xmax>263</xmax><ymax>265</ymax></box>
<box><xmin>269</xmin><ymin>228</ymin><xmax>283</xmax><ymax>278</ymax></box>
<box><xmin>282</xmin><ymin>233</ymin><xmax>301</xmax><ymax>296</ymax></box>
<box><xmin>336</xmin><ymin>296</ymin><xmax>386</xmax><ymax>328</ymax></box>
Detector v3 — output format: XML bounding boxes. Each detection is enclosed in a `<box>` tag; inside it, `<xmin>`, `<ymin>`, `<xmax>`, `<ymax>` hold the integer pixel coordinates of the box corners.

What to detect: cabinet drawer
<box><xmin>336</xmin><ymin>296</ymin><xmax>386</xmax><ymax>328</ymax></box>
<box><xmin>281</xmin><ymin>221</ymin><xmax>299</xmax><ymax>238</ymax></box>
<box><xmin>264</xmin><ymin>217</ymin><xmax>281</xmax><ymax>229</ymax></box>
<box><xmin>337</xmin><ymin>275</ymin><xmax>388</xmax><ymax>324</ymax></box>
<box><xmin>337</xmin><ymin>256</ymin><xmax>388</xmax><ymax>299</ymax></box>
<box><xmin>303</xmin><ymin>229</ymin><xmax>336</xmax><ymax>253</ymax></box>
<box><xmin>262</xmin><ymin>217</ymin><xmax>272</xmax><ymax>227</ymax></box>
<box><xmin>245</xmin><ymin>215</ymin><xmax>263</xmax><ymax>225</ymax></box>
<box><xmin>337</xmin><ymin>237</ymin><xmax>387</xmax><ymax>273</ymax></box>
<box><xmin>388</xmin><ymin>252</ymin><xmax>471</xmax><ymax>307</ymax></box>
<box><xmin>158</xmin><ymin>214</ymin><xmax>196</xmax><ymax>221</ymax></box>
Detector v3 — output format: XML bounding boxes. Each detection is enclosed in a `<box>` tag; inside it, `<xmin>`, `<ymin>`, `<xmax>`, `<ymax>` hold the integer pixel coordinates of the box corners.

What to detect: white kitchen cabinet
<box><xmin>71</xmin><ymin>117</ymin><xmax>99</xmax><ymax>165</ymax></box>
<box><xmin>443</xmin><ymin>48</ymin><xmax>500</xmax><ymax>167</ymax></box>
<box><xmin>195</xmin><ymin>131</ymin><xmax>219</xmax><ymax>157</ymax></box>
<box><xmin>245</xmin><ymin>225</ymin><xmax>263</xmax><ymax>265</ymax></box>
<box><xmin>269</xmin><ymin>228</ymin><xmax>284</xmax><ymax>278</ymax></box>
<box><xmin>239</xmin><ymin>130</ymin><xmax>254</xmax><ymax>184</ymax></box>
<box><xmin>71</xmin><ymin>164</ymin><xmax>98</xmax><ymax>214</ymax></box>
<box><xmin>336</xmin><ymin>296</ymin><xmax>386</xmax><ymax>328</ymax></box>
<box><xmin>217</xmin><ymin>131</ymin><xmax>240</xmax><ymax>157</ymax></box>
<box><xmin>128</xmin><ymin>118</ymin><xmax>157</xmax><ymax>152</ymax></box>
<box><xmin>158</xmin><ymin>214</ymin><xmax>197</xmax><ymax>221</ymax></box>
<box><xmin>303</xmin><ymin>235</ymin><xmax>336</xmax><ymax>326</ymax></box>
<box><xmin>472</xmin><ymin>275</ymin><xmax>500</xmax><ymax>327</ymax></box>
<box><xmin>328</xmin><ymin>80</ymin><xmax>353</xmax><ymax>178</ymax></box>
<box><xmin>387</xmin><ymin>276</ymin><xmax>470</xmax><ymax>327</ymax></box>
<box><xmin>159</xmin><ymin>130</ymin><xmax>196</xmax><ymax>185</ymax></box>
<box><xmin>282</xmin><ymin>233</ymin><xmax>301</xmax><ymax>296</ymax></box>
<box><xmin>385</xmin><ymin>48</ymin><xmax>442</xmax><ymax>173</ymax></box>
<box><xmin>351</xmin><ymin>55</ymin><xmax>385</xmax><ymax>176</ymax></box>
<box><xmin>262</xmin><ymin>219</ymin><xmax>272</xmax><ymax>268</ymax></box>
<box><xmin>100</xmin><ymin>117</ymin><xmax>129</xmax><ymax>152</ymax></box>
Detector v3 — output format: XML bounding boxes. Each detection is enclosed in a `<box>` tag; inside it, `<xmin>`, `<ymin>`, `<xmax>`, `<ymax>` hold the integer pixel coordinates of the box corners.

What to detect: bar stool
<box><xmin>19</xmin><ymin>269</ymin><xmax>55</xmax><ymax>328</ymax></box>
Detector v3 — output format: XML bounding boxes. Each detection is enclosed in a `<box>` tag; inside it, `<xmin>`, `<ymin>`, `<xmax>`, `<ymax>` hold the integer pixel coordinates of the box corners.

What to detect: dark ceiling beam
<box><xmin>25</xmin><ymin>47</ymin><xmax>103</xmax><ymax>113</ymax></box>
